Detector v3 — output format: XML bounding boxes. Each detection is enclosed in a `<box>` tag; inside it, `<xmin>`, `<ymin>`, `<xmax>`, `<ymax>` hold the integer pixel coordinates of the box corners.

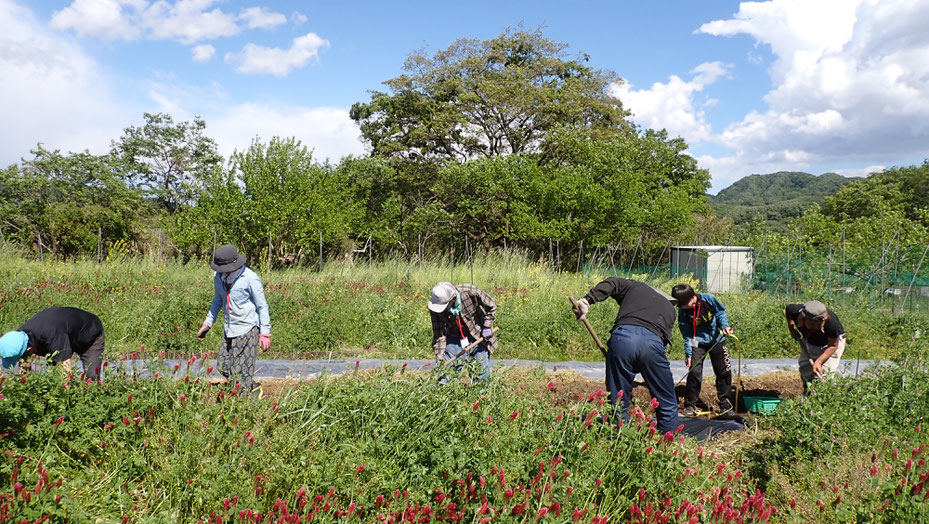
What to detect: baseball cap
<box><xmin>0</xmin><ymin>331</ymin><xmax>28</xmax><ymax>370</ymax></box>
<box><xmin>801</xmin><ymin>300</ymin><xmax>828</xmax><ymax>320</ymax></box>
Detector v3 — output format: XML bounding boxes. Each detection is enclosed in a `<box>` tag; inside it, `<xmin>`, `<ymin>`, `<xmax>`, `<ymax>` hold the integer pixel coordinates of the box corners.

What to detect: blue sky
<box><xmin>3</xmin><ymin>1</ymin><xmax>929</xmax><ymax>192</ymax></box>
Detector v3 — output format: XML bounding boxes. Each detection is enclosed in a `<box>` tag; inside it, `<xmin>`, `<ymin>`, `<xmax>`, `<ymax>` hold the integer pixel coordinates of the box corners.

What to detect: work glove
<box><xmin>481</xmin><ymin>327</ymin><xmax>494</xmax><ymax>340</ymax></box>
<box><xmin>574</xmin><ymin>298</ymin><xmax>590</xmax><ymax>320</ymax></box>
<box><xmin>259</xmin><ymin>334</ymin><xmax>271</xmax><ymax>350</ymax></box>
<box><xmin>722</xmin><ymin>327</ymin><xmax>734</xmax><ymax>336</ymax></box>
<box><xmin>197</xmin><ymin>323</ymin><xmax>211</xmax><ymax>340</ymax></box>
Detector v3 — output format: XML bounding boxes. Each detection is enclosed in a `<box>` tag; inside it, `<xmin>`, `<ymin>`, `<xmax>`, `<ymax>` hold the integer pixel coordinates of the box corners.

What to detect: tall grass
<box><xmin>0</xmin><ymin>247</ymin><xmax>925</xmax><ymax>361</ymax></box>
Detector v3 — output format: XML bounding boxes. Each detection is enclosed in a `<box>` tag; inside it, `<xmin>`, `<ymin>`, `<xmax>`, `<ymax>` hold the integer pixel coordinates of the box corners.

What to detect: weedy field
<box><xmin>0</xmin><ymin>250</ymin><xmax>926</xmax><ymax>362</ymax></box>
<box><xmin>2</xmin><ymin>359</ymin><xmax>929</xmax><ymax>523</ymax></box>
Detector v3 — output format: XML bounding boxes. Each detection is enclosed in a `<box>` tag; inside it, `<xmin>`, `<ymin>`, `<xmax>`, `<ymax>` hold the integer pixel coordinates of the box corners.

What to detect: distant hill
<box><xmin>709</xmin><ymin>171</ymin><xmax>861</xmax><ymax>226</ymax></box>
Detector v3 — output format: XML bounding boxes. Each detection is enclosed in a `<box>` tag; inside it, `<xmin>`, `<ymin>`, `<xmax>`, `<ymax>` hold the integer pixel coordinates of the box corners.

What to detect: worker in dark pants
<box><xmin>0</xmin><ymin>307</ymin><xmax>105</xmax><ymax>380</ymax></box>
<box><xmin>671</xmin><ymin>284</ymin><xmax>734</xmax><ymax>416</ymax></box>
<box><xmin>574</xmin><ymin>278</ymin><xmax>679</xmax><ymax>433</ymax></box>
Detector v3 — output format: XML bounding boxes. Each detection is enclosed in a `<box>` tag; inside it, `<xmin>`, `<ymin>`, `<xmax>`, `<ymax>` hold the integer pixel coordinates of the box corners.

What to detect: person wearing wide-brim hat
<box><xmin>428</xmin><ymin>282</ymin><xmax>497</xmax><ymax>381</ymax></box>
<box><xmin>0</xmin><ymin>307</ymin><xmax>105</xmax><ymax>380</ymax></box>
<box><xmin>197</xmin><ymin>244</ymin><xmax>271</xmax><ymax>398</ymax></box>
<box><xmin>783</xmin><ymin>299</ymin><xmax>846</xmax><ymax>393</ymax></box>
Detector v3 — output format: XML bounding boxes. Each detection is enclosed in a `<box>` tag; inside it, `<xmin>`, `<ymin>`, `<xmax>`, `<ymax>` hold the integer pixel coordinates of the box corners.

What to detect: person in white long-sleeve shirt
<box><xmin>198</xmin><ymin>244</ymin><xmax>271</xmax><ymax>398</ymax></box>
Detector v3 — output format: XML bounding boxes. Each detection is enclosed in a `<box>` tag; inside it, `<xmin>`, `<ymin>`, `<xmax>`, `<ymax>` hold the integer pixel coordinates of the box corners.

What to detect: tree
<box><xmin>111</xmin><ymin>113</ymin><xmax>222</xmax><ymax>212</ymax></box>
<box><xmin>175</xmin><ymin>137</ymin><xmax>357</xmax><ymax>265</ymax></box>
<box><xmin>350</xmin><ymin>27</ymin><xmax>631</xmax><ymax>164</ymax></box>
<box><xmin>0</xmin><ymin>146</ymin><xmax>149</xmax><ymax>257</ymax></box>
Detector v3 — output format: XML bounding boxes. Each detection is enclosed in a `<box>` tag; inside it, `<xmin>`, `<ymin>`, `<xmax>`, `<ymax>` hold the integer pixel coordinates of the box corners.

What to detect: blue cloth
<box><xmin>677</xmin><ymin>293</ymin><xmax>729</xmax><ymax>358</ymax></box>
<box><xmin>0</xmin><ymin>331</ymin><xmax>28</xmax><ymax>370</ymax></box>
<box><xmin>438</xmin><ymin>338</ymin><xmax>490</xmax><ymax>382</ymax></box>
<box><xmin>205</xmin><ymin>267</ymin><xmax>271</xmax><ymax>338</ymax></box>
<box><xmin>605</xmin><ymin>325</ymin><xmax>679</xmax><ymax>433</ymax></box>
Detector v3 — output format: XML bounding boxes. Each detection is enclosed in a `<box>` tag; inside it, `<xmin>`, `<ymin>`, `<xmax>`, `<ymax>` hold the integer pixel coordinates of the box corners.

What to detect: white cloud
<box><xmin>191</xmin><ymin>43</ymin><xmax>215</xmax><ymax>62</ymax></box>
<box><xmin>611</xmin><ymin>61</ymin><xmax>729</xmax><ymax>143</ymax></box>
<box><xmin>207</xmin><ymin>104</ymin><xmax>365</xmax><ymax>162</ymax></box>
<box><xmin>238</xmin><ymin>6</ymin><xmax>287</xmax><ymax>30</ymax></box>
<box><xmin>833</xmin><ymin>165</ymin><xmax>884</xmax><ymax>178</ymax></box>
<box><xmin>291</xmin><ymin>11</ymin><xmax>308</xmax><ymax>25</ymax></box>
<box><xmin>696</xmin><ymin>0</ymin><xmax>929</xmax><ymax>170</ymax></box>
<box><xmin>52</xmin><ymin>0</ymin><xmax>242</xmax><ymax>44</ymax></box>
<box><xmin>0</xmin><ymin>0</ymin><xmax>125</xmax><ymax>164</ymax></box>
<box><xmin>225</xmin><ymin>33</ymin><xmax>329</xmax><ymax>77</ymax></box>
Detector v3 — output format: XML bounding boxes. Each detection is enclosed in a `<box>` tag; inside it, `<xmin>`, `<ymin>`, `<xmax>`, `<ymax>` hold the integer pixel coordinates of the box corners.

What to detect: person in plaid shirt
<box><xmin>429</xmin><ymin>282</ymin><xmax>497</xmax><ymax>381</ymax></box>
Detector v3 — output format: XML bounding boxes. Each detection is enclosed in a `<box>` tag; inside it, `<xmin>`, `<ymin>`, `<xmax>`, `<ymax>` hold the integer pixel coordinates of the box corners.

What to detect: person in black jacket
<box><xmin>574</xmin><ymin>278</ymin><xmax>679</xmax><ymax>432</ymax></box>
<box><xmin>0</xmin><ymin>307</ymin><xmax>105</xmax><ymax>380</ymax></box>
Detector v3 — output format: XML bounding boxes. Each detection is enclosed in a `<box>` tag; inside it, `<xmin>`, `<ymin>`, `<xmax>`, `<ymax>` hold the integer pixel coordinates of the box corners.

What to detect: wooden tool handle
<box><xmin>444</xmin><ymin>327</ymin><xmax>499</xmax><ymax>366</ymax></box>
<box><xmin>569</xmin><ymin>297</ymin><xmax>607</xmax><ymax>358</ymax></box>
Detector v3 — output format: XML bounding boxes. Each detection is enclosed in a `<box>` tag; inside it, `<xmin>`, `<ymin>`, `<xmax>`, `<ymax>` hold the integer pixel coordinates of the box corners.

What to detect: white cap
<box><xmin>428</xmin><ymin>282</ymin><xmax>457</xmax><ymax>313</ymax></box>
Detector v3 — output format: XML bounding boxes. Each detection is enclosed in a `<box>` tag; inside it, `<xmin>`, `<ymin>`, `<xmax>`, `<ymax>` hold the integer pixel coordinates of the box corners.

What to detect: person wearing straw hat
<box><xmin>0</xmin><ymin>307</ymin><xmax>105</xmax><ymax>381</ymax></box>
<box><xmin>198</xmin><ymin>244</ymin><xmax>271</xmax><ymax>398</ymax></box>
<box><xmin>784</xmin><ymin>300</ymin><xmax>846</xmax><ymax>393</ymax></box>
<box><xmin>428</xmin><ymin>282</ymin><xmax>497</xmax><ymax>381</ymax></box>
<box><xmin>573</xmin><ymin>278</ymin><xmax>679</xmax><ymax>433</ymax></box>
<box><xmin>671</xmin><ymin>284</ymin><xmax>734</xmax><ymax>416</ymax></box>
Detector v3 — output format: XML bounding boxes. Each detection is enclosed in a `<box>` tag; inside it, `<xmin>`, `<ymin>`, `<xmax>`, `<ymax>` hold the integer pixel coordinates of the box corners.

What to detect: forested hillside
<box><xmin>709</xmin><ymin>171</ymin><xmax>859</xmax><ymax>226</ymax></box>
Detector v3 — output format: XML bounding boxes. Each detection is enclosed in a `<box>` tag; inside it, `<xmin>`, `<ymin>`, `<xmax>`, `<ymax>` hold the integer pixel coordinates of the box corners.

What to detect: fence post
<box><xmin>319</xmin><ymin>231</ymin><xmax>323</xmax><ymax>272</ymax></box>
<box><xmin>904</xmin><ymin>240</ymin><xmax>929</xmax><ymax>313</ymax></box>
<box><xmin>98</xmin><ymin>227</ymin><xmax>102</xmax><ymax>264</ymax></box>
<box><xmin>576</xmin><ymin>240</ymin><xmax>583</xmax><ymax>273</ymax></box>
<box><xmin>368</xmin><ymin>234</ymin><xmax>373</xmax><ymax>265</ymax></box>
<box><xmin>37</xmin><ymin>232</ymin><xmax>44</xmax><ymax>263</ymax></box>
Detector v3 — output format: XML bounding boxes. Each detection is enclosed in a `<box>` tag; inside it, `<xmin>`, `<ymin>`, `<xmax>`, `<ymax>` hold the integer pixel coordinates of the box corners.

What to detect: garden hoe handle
<box><xmin>809</xmin><ymin>358</ymin><xmax>824</xmax><ymax>378</ymax></box>
<box><xmin>444</xmin><ymin>327</ymin><xmax>499</xmax><ymax>367</ymax></box>
<box><xmin>568</xmin><ymin>297</ymin><xmax>608</xmax><ymax>359</ymax></box>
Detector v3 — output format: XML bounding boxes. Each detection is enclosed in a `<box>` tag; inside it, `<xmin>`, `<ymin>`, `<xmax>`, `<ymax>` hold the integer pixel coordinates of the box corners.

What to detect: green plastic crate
<box><xmin>743</xmin><ymin>396</ymin><xmax>783</xmax><ymax>415</ymax></box>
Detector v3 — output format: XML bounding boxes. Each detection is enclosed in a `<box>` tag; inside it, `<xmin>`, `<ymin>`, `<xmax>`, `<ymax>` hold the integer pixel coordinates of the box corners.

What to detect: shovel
<box><xmin>441</xmin><ymin>327</ymin><xmax>499</xmax><ymax>367</ymax></box>
<box><xmin>568</xmin><ymin>297</ymin><xmax>608</xmax><ymax>359</ymax></box>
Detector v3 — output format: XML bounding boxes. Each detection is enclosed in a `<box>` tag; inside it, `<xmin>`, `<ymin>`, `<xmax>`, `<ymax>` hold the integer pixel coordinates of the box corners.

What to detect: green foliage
<box><xmin>350</xmin><ymin>27</ymin><xmax>630</xmax><ymax>164</ymax></box>
<box><xmin>174</xmin><ymin>137</ymin><xmax>359</xmax><ymax>266</ymax></box>
<box><xmin>110</xmin><ymin>112</ymin><xmax>222</xmax><ymax>212</ymax></box>
<box><xmin>0</xmin><ymin>363</ymin><xmax>775</xmax><ymax>522</ymax></box>
<box><xmin>712</xmin><ymin>171</ymin><xmax>859</xmax><ymax>228</ymax></box>
<box><xmin>0</xmin><ymin>146</ymin><xmax>153</xmax><ymax>258</ymax></box>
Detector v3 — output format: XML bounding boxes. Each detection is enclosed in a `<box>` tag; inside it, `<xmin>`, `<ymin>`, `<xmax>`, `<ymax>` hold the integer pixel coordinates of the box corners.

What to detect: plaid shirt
<box><xmin>430</xmin><ymin>283</ymin><xmax>498</xmax><ymax>355</ymax></box>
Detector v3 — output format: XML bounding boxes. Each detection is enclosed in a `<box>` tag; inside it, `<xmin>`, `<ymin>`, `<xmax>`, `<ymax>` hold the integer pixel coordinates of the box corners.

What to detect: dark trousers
<box><xmin>685</xmin><ymin>340</ymin><xmax>732</xmax><ymax>409</ymax></box>
<box><xmin>605</xmin><ymin>325</ymin><xmax>679</xmax><ymax>433</ymax></box>
<box><xmin>217</xmin><ymin>326</ymin><xmax>258</xmax><ymax>394</ymax></box>
<box><xmin>78</xmin><ymin>332</ymin><xmax>105</xmax><ymax>381</ymax></box>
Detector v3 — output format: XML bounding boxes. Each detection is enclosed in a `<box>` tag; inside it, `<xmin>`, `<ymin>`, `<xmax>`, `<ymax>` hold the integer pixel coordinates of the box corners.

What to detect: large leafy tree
<box><xmin>111</xmin><ymin>113</ymin><xmax>222</xmax><ymax>212</ymax></box>
<box><xmin>350</xmin><ymin>27</ymin><xmax>632</xmax><ymax>164</ymax></box>
<box><xmin>175</xmin><ymin>137</ymin><xmax>357</xmax><ymax>265</ymax></box>
<box><xmin>0</xmin><ymin>146</ymin><xmax>149</xmax><ymax>257</ymax></box>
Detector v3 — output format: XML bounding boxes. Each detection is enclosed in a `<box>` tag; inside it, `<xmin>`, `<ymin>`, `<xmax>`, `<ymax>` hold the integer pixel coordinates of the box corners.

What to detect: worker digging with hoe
<box><xmin>198</xmin><ymin>244</ymin><xmax>271</xmax><ymax>399</ymax></box>
<box><xmin>0</xmin><ymin>306</ymin><xmax>105</xmax><ymax>381</ymax></box>
<box><xmin>428</xmin><ymin>282</ymin><xmax>497</xmax><ymax>382</ymax></box>
<box><xmin>573</xmin><ymin>277</ymin><xmax>679</xmax><ymax>433</ymax></box>
<box><xmin>784</xmin><ymin>299</ymin><xmax>846</xmax><ymax>394</ymax></box>
<box><xmin>671</xmin><ymin>284</ymin><xmax>734</xmax><ymax>417</ymax></box>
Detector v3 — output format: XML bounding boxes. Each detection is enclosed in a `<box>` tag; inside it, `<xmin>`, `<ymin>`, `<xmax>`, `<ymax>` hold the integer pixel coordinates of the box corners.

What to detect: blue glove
<box><xmin>482</xmin><ymin>327</ymin><xmax>494</xmax><ymax>339</ymax></box>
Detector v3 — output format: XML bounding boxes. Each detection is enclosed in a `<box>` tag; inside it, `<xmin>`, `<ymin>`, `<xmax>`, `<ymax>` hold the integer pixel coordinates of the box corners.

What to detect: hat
<box><xmin>428</xmin><ymin>282</ymin><xmax>457</xmax><ymax>313</ymax></box>
<box><xmin>650</xmin><ymin>285</ymin><xmax>678</xmax><ymax>306</ymax></box>
<box><xmin>211</xmin><ymin>244</ymin><xmax>246</xmax><ymax>272</ymax></box>
<box><xmin>0</xmin><ymin>331</ymin><xmax>28</xmax><ymax>370</ymax></box>
<box><xmin>801</xmin><ymin>300</ymin><xmax>828</xmax><ymax>320</ymax></box>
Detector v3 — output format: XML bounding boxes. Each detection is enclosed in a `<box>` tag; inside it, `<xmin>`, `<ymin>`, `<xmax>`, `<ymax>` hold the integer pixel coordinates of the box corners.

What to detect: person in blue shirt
<box><xmin>670</xmin><ymin>284</ymin><xmax>734</xmax><ymax>416</ymax></box>
<box><xmin>197</xmin><ymin>244</ymin><xmax>271</xmax><ymax>398</ymax></box>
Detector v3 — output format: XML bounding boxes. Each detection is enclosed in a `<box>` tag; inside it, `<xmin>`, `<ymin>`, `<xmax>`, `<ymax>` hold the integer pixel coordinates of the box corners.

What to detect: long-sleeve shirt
<box><xmin>677</xmin><ymin>293</ymin><xmax>730</xmax><ymax>357</ymax></box>
<box><xmin>583</xmin><ymin>278</ymin><xmax>675</xmax><ymax>345</ymax></box>
<box><xmin>20</xmin><ymin>307</ymin><xmax>103</xmax><ymax>361</ymax></box>
<box><xmin>204</xmin><ymin>267</ymin><xmax>271</xmax><ymax>338</ymax></box>
<box><xmin>431</xmin><ymin>283</ymin><xmax>498</xmax><ymax>355</ymax></box>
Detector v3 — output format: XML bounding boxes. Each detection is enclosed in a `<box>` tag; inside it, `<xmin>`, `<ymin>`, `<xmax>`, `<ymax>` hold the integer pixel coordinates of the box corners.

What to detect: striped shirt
<box><xmin>430</xmin><ymin>283</ymin><xmax>498</xmax><ymax>355</ymax></box>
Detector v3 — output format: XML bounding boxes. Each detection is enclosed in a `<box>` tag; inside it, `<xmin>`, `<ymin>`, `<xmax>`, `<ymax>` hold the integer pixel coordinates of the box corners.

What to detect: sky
<box><xmin>2</xmin><ymin>0</ymin><xmax>928</xmax><ymax>193</ymax></box>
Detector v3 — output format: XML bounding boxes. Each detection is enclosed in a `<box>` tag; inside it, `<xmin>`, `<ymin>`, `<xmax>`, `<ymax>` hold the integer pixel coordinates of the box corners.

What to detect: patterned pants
<box><xmin>217</xmin><ymin>326</ymin><xmax>258</xmax><ymax>395</ymax></box>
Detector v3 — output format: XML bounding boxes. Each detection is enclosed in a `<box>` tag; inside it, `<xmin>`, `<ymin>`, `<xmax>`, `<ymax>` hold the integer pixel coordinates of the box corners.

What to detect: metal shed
<box><xmin>671</xmin><ymin>246</ymin><xmax>754</xmax><ymax>293</ymax></box>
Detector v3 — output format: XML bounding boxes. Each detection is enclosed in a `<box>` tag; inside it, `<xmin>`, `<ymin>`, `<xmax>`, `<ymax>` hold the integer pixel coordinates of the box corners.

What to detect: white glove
<box><xmin>574</xmin><ymin>298</ymin><xmax>590</xmax><ymax>320</ymax></box>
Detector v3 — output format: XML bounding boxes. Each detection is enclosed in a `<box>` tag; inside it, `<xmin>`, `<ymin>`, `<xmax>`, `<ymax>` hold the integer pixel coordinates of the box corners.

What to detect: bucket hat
<box><xmin>428</xmin><ymin>282</ymin><xmax>457</xmax><ymax>313</ymax></box>
<box><xmin>0</xmin><ymin>331</ymin><xmax>28</xmax><ymax>369</ymax></box>
<box><xmin>211</xmin><ymin>244</ymin><xmax>246</xmax><ymax>272</ymax></box>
